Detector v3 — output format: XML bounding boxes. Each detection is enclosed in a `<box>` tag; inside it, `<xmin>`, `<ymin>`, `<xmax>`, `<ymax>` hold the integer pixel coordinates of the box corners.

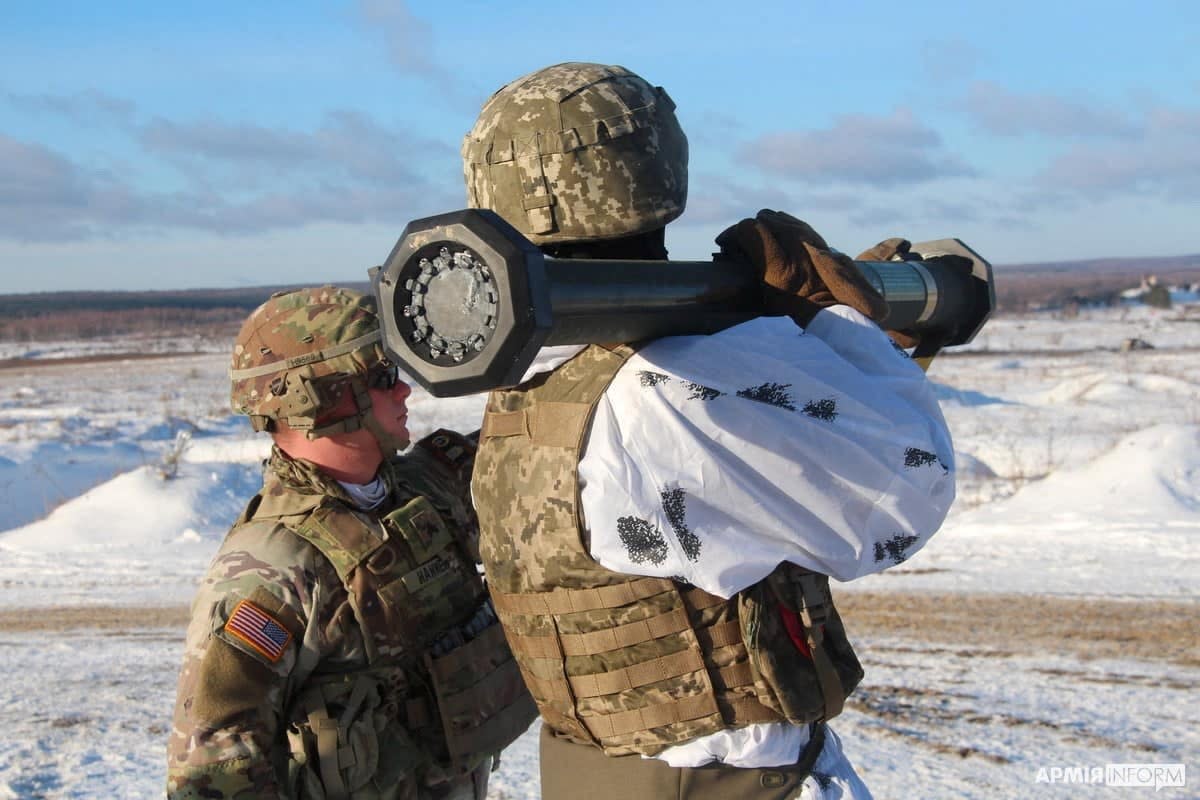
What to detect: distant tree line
<box><xmin>0</xmin><ymin>307</ymin><xmax>250</xmax><ymax>342</ymax></box>
<box><xmin>995</xmin><ymin>269</ymin><xmax>1200</xmax><ymax>312</ymax></box>
<box><xmin>0</xmin><ymin>283</ymin><xmax>370</xmax><ymax>342</ymax></box>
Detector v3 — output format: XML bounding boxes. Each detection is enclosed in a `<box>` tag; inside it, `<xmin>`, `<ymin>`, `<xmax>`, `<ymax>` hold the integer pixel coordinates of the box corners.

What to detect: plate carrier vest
<box><xmin>237</xmin><ymin>448</ymin><xmax>537</xmax><ymax>795</ymax></box>
<box><xmin>472</xmin><ymin>345</ymin><xmax>863</xmax><ymax>758</ymax></box>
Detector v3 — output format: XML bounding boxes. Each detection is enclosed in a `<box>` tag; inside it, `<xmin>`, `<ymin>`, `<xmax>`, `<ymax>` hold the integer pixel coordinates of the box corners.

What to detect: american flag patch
<box><xmin>224</xmin><ymin>599</ymin><xmax>292</xmax><ymax>663</ymax></box>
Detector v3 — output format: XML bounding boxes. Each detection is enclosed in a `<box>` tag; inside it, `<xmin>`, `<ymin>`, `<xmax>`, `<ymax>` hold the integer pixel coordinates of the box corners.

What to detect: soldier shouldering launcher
<box><xmin>167</xmin><ymin>287</ymin><xmax>535</xmax><ymax>800</ymax></box>
<box><xmin>463</xmin><ymin>63</ymin><xmax>958</xmax><ymax>799</ymax></box>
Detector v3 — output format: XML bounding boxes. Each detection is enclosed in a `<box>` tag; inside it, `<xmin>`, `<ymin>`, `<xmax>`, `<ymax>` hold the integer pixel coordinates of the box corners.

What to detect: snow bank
<box><xmin>860</xmin><ymin>424</ymin><xmax>1200</xmax><ymax>597</ymax></box>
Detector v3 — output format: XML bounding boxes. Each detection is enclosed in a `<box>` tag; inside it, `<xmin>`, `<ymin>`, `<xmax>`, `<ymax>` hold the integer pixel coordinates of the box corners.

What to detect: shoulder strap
<box><xmin>479</xmin><ymin>343</ymin><xmax>639</xmax><ymax>448</ymax></box>
<box><xmin>288</xmin><ymin>502</ymin><xmax>385</xmax><ymax>583</ymax></box>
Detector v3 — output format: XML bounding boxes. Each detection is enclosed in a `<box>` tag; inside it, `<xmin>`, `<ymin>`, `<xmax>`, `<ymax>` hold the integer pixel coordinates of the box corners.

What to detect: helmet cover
<box><xmin>462</xmin><ymin>62</ymin><xmax>688</xmax><ymax>245</ymax></box>
<box><xmin>230</xmin><ymin>286</ymin><xmax>387</xmax><ymax>431</ymax></box>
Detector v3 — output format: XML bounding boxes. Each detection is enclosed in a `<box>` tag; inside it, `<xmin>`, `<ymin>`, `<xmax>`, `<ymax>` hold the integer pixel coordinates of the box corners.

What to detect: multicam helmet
<box><xmin>230</xmin><ymin>286</ymin><xmax>390</xmax><ymax>437</ymax></box>
<box><xmin>462</xmin><ymin>62</ymin><xmax>688</xmax><ymax>245</ymax></box>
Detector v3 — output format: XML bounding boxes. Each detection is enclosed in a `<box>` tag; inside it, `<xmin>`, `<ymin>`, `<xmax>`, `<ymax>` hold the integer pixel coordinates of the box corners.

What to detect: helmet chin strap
<box><xmin>360</xmin><ymin>406</ymin><xmax>410</xmax><ymax>456</ymax></box>
<box><xmin>301</xmin><ymin>378</ymin><xmax>410</xmax><ymax>456</ymax></box>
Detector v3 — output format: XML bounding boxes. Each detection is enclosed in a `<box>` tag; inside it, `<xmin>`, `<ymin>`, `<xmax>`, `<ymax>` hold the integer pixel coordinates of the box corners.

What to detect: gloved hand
<box><xmin>857</xmin><ymin>243</ymin><xmax>976</xmax><ymax>351</ymax></box>
<box><xmin>855</xmin><ymin>238</ymin><xmax>913</xmax><ymax>262</ymax></box>
<box><xmin>717</xmin><ymin>209</ymin><xmax>888</xmax><ymax>327</ymax></box>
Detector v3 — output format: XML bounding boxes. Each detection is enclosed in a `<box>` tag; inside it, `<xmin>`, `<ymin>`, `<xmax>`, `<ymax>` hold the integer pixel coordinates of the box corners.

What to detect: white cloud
<box><xmin>960</xmin><ymin>81</ymin><xmax>1140</xmax><ymax>139</ymax></box>
<box><xmin>737</xmin><ymin>108</ymin><xmax>977</xmax><ymax>187</ymax></box>
<box><xmin>1036</xmin><ymin>105</ymin><xmax>1200</xmax><ymax>200</ymax></box>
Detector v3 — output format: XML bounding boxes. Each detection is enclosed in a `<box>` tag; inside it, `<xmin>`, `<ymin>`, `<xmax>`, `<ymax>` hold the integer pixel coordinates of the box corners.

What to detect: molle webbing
<box><xmin>490</xmin><ymin>576</ymin><xmax>675</xmax><ymax>616</ymax></box>
<box><xmin>490</xmin><ymin>580</ymin><xmax>779</xmax><ymax>751</ymax></box>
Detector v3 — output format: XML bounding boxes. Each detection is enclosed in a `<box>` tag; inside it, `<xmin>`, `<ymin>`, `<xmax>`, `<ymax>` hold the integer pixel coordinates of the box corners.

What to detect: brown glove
<box><xmin>855</xmin><ymin>238</ymin><xmax>913</xmax><ymax>262</ymax></box>
<box><xmin>716</xmin><ymin>209</ymin><xmax>888</xmax><ymax>327</ymax></box>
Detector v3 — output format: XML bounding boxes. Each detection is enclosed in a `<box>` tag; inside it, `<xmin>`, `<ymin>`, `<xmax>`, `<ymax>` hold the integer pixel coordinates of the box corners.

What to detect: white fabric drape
<box><xmin>519</xmin><ymin>306</ymin><xmax>955</xmax><ymax>785</ymax></box>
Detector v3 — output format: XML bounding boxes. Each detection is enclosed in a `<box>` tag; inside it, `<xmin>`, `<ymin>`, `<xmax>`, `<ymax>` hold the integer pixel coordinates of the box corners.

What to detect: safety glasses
<box><xmin>366</xmin><ymin>364</ymin><xmax>404</xmax><ymax>391</ymax></box>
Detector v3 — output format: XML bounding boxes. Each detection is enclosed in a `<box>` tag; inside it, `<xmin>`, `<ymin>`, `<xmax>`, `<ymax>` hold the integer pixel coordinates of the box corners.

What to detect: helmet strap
<box><xmin>299</xmin><ymin>377</ymin><xmax>410</xmax><ymax>455</ymax></box>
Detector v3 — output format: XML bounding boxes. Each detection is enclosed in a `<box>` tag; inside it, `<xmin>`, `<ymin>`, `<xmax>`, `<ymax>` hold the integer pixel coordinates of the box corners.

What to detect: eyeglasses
<box><xmin>366</xmin><ymin>364</ymin><xmax>404</xmax><ymax>391</ymax></box>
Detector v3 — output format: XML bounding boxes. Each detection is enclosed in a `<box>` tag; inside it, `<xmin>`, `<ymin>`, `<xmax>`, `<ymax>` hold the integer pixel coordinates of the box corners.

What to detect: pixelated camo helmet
<box><xmin>462</xmin><ymin>62</ymin><xmax>688</xmax><ymax>245</ymax></box>
<box><xmin>230</xmin><ymin>286</ymin><xmax>388</xmax><ymax>434</ymax></box>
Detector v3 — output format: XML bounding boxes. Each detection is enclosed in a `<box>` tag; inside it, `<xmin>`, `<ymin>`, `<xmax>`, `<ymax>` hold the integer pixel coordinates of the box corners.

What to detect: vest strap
<box><xmin>505</xmin><ymin>631</ymin><xmax>563</xmax><ymax>661</ymax></box>
<box><xmin>790</xmin><ymin>571</ymin><xmax>846</xmax><ymax>720</ymax></box>
<box><xmin>518</xmin><ymin>669</ymin><xmax>574</xmax><ymax>704</ymax></box>
<box><xmin>582</xmin><ymin>693</ymin><xmax>721</xmax><ymax>740</ymax></box>
<box><xmin>491</xmin><ymin>577</ymin><xmax>675</xmax><ymax>616</ymax></box>
<box><xmin>713</xmin><ymin>660</ymin><xmax>758</xmax><ymax>691</ymax></box>
<box><xmin>695</xmin><ymin>619</ymin><xmax>743</xmax><ymax>650</ymax></box>
<box><xmin>559</xmin><ymin>607</ymin><xmax>691</xmax><ymax>656</ymax></box>
<box><xmin>539</xmin><ymin>705</ymin><xmax>594</xmax><ymax>745</ymax></box>
<box><xmin>530</xmin><ymin>402</ymin><xmax>592</xmax><ymax>447</ymax></box>
<box><xmin>681</xmin><ymin>586</ymin><xmax>728</xmax><ymax>611</ymax></box>
<box><xmin>724</xmin><ymin>696</ymin><xmax>786</xmax><ymax>726</ymax></box>
<box><xmin>478</xmin><ymin>403</ymin><xmax>596</xmax><ymax>447</ymax></box>
<box><xmin>567</xmin><ymin>647</ymin><xmax>706</xmax><ymax>697</ymax></box>
<box><xmin>480</xmin><ymin>411</ymin><xmax>528</xmax><ymax>439</ymax></box>
<box><xmin>802</xmin><ymin>609</ymin><xmax>846</xmax><ymax>720</ymax></box>
<box><xmin>305</xmin><ymin>696</ymin><xmax>350</xmax><ymax>800</ymax></box>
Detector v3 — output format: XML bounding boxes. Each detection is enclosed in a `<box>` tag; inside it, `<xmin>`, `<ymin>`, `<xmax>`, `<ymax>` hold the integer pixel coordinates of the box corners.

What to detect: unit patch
<box><xmin>224</xmin><ymin>599</ymin><xmax>293</xmax><ymax>663</ymax></box>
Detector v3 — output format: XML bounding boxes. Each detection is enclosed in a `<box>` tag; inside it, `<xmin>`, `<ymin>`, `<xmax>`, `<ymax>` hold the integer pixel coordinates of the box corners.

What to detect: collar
<box><xmin>254</xmin><ymin>446</ymin><xmax>364</xmax><ymax>518</ymax></box>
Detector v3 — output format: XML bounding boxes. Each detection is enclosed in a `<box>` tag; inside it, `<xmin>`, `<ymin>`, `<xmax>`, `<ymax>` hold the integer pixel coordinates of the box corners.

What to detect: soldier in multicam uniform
<box><xmin>167</xmin><ymin>286</ymin><xmax>535</xmax><ymax>799</ymax></box>
<box><xmin>463</xmin><ymin>64</ymin><xmax>957</xmax><ymax>798</ymax></box>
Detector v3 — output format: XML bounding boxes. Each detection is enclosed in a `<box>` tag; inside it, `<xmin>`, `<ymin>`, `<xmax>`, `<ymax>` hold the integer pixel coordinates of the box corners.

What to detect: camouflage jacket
<box><xmin>166</xmin><ymin>431</ymin><xmax>531</xmax><ymax>800</ymax></box>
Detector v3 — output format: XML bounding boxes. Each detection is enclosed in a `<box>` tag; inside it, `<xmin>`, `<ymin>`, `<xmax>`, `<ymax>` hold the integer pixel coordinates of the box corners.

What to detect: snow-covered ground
<box><xmin>0</xmin><ymin>305</ymin><xmax>1196</xmax><ymax>798</ymax></box>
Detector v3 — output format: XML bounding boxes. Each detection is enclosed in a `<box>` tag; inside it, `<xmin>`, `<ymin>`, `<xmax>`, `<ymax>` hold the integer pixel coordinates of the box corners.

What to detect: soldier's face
<box><xmin>367</xmin><ymin>378</ymin><xmax>413</xmax><ymax>444</ymax></box>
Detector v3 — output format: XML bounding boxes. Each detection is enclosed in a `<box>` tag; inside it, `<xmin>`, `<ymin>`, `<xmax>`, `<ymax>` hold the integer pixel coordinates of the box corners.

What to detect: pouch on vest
<box><xmin>371</xmin><ymin>496</ymin><xmax>485</xmax><ymax>654</ymax></box>
<box><xmin>286</xmin><ymin>671</ymin><xmax>427</xmax><ymax>800</ymax></box>
<box><xmin>738</xmin><ymin>563</ymin><xmax>863</xmax><ymax>723</ymax></box>
<box><xmin>423</xmin><ymin>614</ymin><xmax>538</xmax><ymax>771</ymax></box>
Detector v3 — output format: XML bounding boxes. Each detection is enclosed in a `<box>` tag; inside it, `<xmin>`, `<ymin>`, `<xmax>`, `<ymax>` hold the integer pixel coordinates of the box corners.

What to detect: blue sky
<box><xmin>1</xmin><ymin>0</ymin><xmax>1197</xmax><ymax>293</ymax></box>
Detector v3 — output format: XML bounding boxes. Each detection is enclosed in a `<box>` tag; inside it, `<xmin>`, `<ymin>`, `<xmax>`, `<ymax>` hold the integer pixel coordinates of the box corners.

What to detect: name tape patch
<box><xmin>225</xmin><ymin>599</ymin><xmax>293</xmax><ymax>663</ymax></box>
<box><xmin>401</xmin><ymin>553</ymin><xmax>455</xmax><ymax>593</ymax></box>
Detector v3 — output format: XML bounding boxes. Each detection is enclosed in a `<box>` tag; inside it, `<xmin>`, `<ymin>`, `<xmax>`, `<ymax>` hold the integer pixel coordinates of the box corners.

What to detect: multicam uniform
<box><xmin>168</xmin><ymin>436</ymin><xmax>535</xmax><ymax>800</ymax></box>
<box><xmin>168</xmin><ymin>286</ymin><xmax>535</xmax><ymax>799</ymax></box>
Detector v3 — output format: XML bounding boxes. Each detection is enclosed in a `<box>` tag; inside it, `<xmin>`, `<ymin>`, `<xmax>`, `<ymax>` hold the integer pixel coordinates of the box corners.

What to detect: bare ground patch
<box><xmin>0</xmin><ymin>605</ymin><xmax>190</xmax><ymax>632</ymax></box>
<box><xmin>837</xmin><ymin>592</ymin><xmax>1199</xmax><ymax>667</ymax></box>
<box><xmin>4</xmin><ymin>593</ymin><xmax>1194</xmax><ymax>670</ymax></box>
<box><xmin>0</xmin><ymin>351</ymin><xmax>214</xmax><ymax>371</ymax></box>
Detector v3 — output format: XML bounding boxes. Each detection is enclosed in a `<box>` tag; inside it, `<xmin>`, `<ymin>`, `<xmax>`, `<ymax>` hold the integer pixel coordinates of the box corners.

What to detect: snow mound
<box><xmin>988</xmin><ymin>423</ymin><xmax>1200</xmax><ymax>522</ymax></box>
<box><xmin>0</xmin><ymin>459</ymin><xmax>263</xmax><ymax>606</ymax></box>
<box><xmin>858</xmin><ymin>424</ymin><xmax>1200</xmax><ymax>597</ymax></box>
<box><xmin>1042</xmin><ymin>372</ymin><xmax>1200</xmax><ymax>406</ymax></box>
<box><xmin>1</xmin><ymin>461</ymin><xmax>260</xmax><ymax>554</ymax></box>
